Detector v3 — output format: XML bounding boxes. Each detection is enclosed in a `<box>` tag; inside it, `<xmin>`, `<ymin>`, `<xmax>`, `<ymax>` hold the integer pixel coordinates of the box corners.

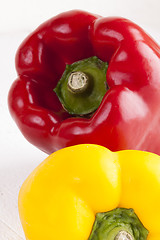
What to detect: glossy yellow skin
<box><xmin>18</xmin><ymin>145</ymin><xmax>160</xmax><ymax>240</ymax></box>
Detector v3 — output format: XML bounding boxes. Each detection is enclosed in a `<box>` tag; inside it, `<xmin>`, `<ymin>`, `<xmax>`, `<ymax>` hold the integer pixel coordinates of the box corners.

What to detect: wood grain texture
<box><xmin>0</xmin><ymin>219</ymin><xmax>24</xmax><ymax>240</ymax></box>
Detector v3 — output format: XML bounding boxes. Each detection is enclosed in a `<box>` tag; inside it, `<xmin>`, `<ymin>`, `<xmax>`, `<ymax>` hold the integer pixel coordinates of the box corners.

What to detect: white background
<box><xmin>0</xmin><ymin>0</ymin><xmax>160</xmax><ymax>239</ymax></box>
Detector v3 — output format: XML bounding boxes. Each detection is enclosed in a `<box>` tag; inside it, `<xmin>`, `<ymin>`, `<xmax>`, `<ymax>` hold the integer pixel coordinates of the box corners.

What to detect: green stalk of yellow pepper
<box><xmin>18</xmin><ymin>145</ymin><xmax>160</xmax><ymax>240</ymax></box>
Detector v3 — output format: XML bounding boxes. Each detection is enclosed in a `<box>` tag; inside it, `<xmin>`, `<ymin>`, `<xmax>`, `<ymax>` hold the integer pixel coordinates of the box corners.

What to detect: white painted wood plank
<box><xmin>0</xmin><ymin>219</ymin><xmax>24</xmax><ymax>240</ymax></box>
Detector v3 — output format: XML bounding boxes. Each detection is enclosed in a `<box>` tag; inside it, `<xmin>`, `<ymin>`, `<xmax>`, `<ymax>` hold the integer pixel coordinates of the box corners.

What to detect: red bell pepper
<box><xmin>8</xmin><ymin>10</ymin><xmax>160</xmax><ymax>154</ymax></box>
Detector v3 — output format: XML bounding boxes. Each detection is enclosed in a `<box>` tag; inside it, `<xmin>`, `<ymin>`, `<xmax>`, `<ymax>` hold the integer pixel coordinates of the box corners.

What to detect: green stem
<box><xmin>88</xmin><ymin>208</ymin><xmax>149</xmax><ymax>240</ymax></box>
<box><xmin>54</xmin><ymin>56</ymin><xmax>108</xmax><ymax>115</ymax></box>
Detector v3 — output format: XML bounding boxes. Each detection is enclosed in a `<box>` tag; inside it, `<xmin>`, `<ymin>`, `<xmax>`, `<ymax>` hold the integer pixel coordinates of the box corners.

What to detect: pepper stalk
<box><xmin>54</xmin><ymin>56</ymin><xmax>108</xmax><ymax>115</ymax></box>
<box><xmin>88</xmin><ymin>208</ymin><xmax>148</xmax><ymax>240</ymax></box>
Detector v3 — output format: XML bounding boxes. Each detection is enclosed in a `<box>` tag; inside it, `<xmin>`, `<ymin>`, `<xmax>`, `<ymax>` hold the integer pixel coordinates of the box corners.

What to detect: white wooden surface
<box><xmin>0</xmin><ymin>27</ymin><xmax>160</xmax><ymax>239</ymax></box>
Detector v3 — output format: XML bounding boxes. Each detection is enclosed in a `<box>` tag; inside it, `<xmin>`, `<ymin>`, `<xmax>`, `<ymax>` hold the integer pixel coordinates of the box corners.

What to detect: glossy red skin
<box><xmin>8</xmin><ymin>10</ymin><xmax>160</xmax><ymax>154</ymax></box>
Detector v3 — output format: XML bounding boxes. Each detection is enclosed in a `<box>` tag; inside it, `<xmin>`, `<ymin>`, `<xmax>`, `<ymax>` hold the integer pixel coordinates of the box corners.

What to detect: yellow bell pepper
<box><xmin>18</xmin><ymin>145</ymin><xmax>160</xmax><ymax>240</ymax></box>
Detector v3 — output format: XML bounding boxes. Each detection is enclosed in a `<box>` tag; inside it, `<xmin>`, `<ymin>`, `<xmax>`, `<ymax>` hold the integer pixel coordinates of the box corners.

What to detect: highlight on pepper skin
<box><xmin>18</xmin><ymin>144</ymin><xmax>160</xmax><ymax>240</ymax></box>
